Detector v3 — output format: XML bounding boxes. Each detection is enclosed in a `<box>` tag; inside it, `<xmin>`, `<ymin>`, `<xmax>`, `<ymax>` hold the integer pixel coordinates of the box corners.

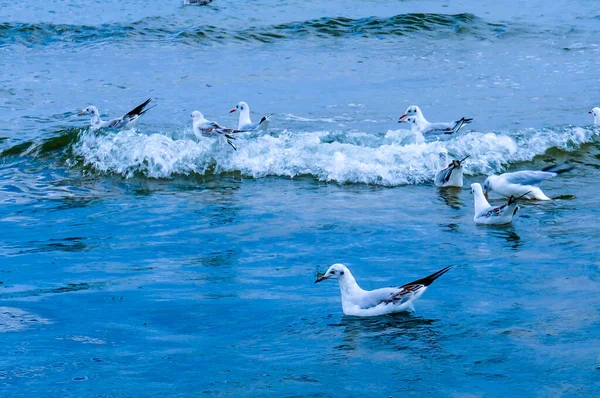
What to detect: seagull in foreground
<box><xmin>314</xmin><ymin>263</ymin><xmax>452</xmax><ymax>316</ymax></box>
<box><xmin>590</xmin><ymin>107</ymin><xmax>600</xmax><ymax>125</ymax></box>
<box><xmin>470</xmin><ymin>183</ymin><xmax>528</xmax><ymax>225</ymax></box>
<box><xmin>483</xmin><ymin>163</ymin><xmax>573</xmax><ymax>201</ymax></box>
<box><xmin>435</xmin><ymin>153</ymin><xmax>469</xmax><ymax>187</ymax></box>
<box><xmin>230</xmin><ymin>101</ymin><xmax>271</xmax><ymax>131</ymax></box>
<box><xmin>398</xmin><ymin>105</ymin><xmax>473</xmax><ymax>134</ymax></box>
<box><xmin>191</xmin><ymin>110</ymin><xmax>243</xmax><ymax>150</ymax></box>
<box><xmin>78</xmin><ymin>98</ymin><xmax>155</xmax><ymax>131</ymax></box>
<box><xmin>401</xmin><ymin>116</ymin><xmax>468</xmax><ymax>135</ymax></box>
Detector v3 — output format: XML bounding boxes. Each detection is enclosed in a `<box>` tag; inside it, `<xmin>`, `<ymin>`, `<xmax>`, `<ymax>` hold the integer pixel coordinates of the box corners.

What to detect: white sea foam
<box><xmin>70</xmin><ymin>125</ymin><xmax>595</xmax><ymax>185</ymax></box>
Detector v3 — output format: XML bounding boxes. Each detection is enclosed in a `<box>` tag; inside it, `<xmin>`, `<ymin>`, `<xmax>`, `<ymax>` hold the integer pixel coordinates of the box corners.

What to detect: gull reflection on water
<box><xmin>329</xmin><ymin>313</ymin><xmax>441</xmax><ymax>354</ymax></box>
<box><xmin>437</xmin><ymin>187</ymin><xmax>463</xmax><ymax>210</ymax></box>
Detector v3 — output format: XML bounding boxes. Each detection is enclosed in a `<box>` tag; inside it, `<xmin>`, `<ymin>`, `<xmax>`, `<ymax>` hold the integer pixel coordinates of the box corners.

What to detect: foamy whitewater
<box><xmin>70</xmin><ymin>124</ymin><xmax>594</xmax><ymax>184</ymax></box>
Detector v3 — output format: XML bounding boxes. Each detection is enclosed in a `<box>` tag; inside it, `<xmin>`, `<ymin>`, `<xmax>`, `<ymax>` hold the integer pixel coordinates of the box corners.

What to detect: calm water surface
<box><xmin>1</xmin><ymin>0</ymin><xmax>600</xmax><ymax>396</ymax></box>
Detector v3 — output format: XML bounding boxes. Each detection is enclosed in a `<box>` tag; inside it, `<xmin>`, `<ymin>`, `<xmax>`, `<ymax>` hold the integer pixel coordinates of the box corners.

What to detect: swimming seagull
<box><xmin>314</xmin><ymin>263</ymin><xmax>452</xmax><ymax>316</ymax></box>
<box><xmin>470</xmin><ymin>183</ymin><xmax>528</xmax><ymax>225</ymax></box>
<box><xmin>483</xmin><ymin>163</ymin><xmax>573</xmax><ymax>201</ymax></box>
<box><xmin>229</xmin><ymin>101</ymin><xmax>271</xmax><ymax>131</ymax></box>
<box><xmin>78</xmin><ymin>98</ymin><xmax>155</xmax><ymax>131</ymax></box>
<box><xmin>435</xmin><ymin>153</ymin><xmax>469</xmax><ymax>187</ymax></box>
<box><xmin>398</xmin><ymin>105</ymin><xmax>473</xmax><ymax>134</ymax></box>
<box><xmin>590</xmin><ymin>107</ymin><xmax>600</xmax><ymax>125</ymax></box>
<box><xmin>191</xmin><ymin>110</ymin><xmax>243</xmax><ymax>150</ymax></box>
<box><xmin>401</xmin><ymin>115</ymin><xmax>468</xmax><ymax>135</ymax></box>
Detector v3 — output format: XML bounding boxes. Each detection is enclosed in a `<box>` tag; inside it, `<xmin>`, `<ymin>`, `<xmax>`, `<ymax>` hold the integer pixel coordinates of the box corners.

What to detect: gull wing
<box><xmin>107</xmin><ymin>117</ymin><xmax>126</xmax><ymax>129</ymax></box>
<box><xmin>435</xmin><ymin>164</ymin><xmax>455</xmax><ymax>185</ymax></box>
<box><xmin>372</xmin><ymin>266</ymin><xmax>453</xmax><ymax>306</ymax></box>
<box><xmin>502</xmin><ymin>170</ymin><xmax>557</xmax><ymax>186</ymax></box>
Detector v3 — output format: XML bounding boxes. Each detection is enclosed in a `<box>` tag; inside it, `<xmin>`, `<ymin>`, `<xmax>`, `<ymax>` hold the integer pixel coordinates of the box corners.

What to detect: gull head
<box><xmin>452</xmin><ymin>155</ymin><xmax>469</xmax><ymax>168</ymax></box>
<box><xmin>191</xmin><ymin>110</ymin><xmax>204</xmax><ymax>122</ymax></box>
<box><xmin>482</xmin><ymin>177</ymin><xmax>494</xmax><ymax>197</ymax></box>
<box><xmin>590</xmin><ymin>107</ymin><xmax>600</xmax><ymax>124</ymax></box>
<box><xmin>78</xmin><ymin>106</ymin><xmax>99</xmax><ymax>116</ymax></box>
<box><xmin>398</xmin><ymin>105</ymin><xmax>422</xmax><ymax>122</ymax></box>
<box><xmin>399</xmin><ymin>115</ymin><xmax>419</xmax><ymax>126</ymax></box>
<box><xmin>470</xmin><ymin>182</ymin><xmax>484</xmax><ymax>196</ymax></box>
<box><xmin>230</xmin><ymin>101</ymin><xmax>249</xmax><ymax>114</ymax></box>
<box><xmin>315</xmin><ymin>263</ymin><xmax>348</xmax><ymax>284</ymax></box>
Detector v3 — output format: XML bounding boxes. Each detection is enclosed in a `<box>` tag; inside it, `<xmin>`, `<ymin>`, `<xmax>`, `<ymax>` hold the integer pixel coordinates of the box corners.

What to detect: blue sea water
<box><xmin>1</xmin><ymin>0</ymin><xmax>600</xmax><ymax>396</ymax></box>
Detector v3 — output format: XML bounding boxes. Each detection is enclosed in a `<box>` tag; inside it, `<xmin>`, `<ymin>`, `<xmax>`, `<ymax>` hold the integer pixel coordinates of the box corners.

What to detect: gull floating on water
<box><xmin>471</xmin><ymin>183</ymin><xmax>526</xmax><ymax>225</ymax></box>
<box><xmin>401</xmin><ymin>116</ymin><xmax>468</xmax><ymax>135</ymax></box>
<box><xmin>590</xmin><ymin>107</ymin><xmax>600</xmax><ymax>125</ymax></box>
<box><xmin>230</xmin><ymin>101</ymin><xmax>271</xmax><ymax>131</ymax></box>
<box><xmin>314</xmin><ymin>263</ymin><xmax>452</xmax><ymax>316</ymax></box>
<box><xmin>78</xmin><ymin>98</ymin><xmax>155</xmax><ymax>131</ymax></box>
<box><xmin>191</xmin><ymin>110</ymin><xmax>242</xmax><ymax>150</ymax></box>
<box><xmin>398</xmin><ymin>105</ymin><xmax>472</xmax><ymax>134</ymax></box>
<box><xmin>483</xmin><ymin>163</ymin><xmax>573</xmax><ymax>201</ymax></box>
<box><xmin>435</xmin><ymin>153</ymin><xmax>469</xmax><ymax>187</ymax></box>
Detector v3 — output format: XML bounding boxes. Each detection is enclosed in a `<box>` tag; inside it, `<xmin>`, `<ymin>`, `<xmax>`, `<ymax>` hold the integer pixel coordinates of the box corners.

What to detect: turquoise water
<box><xmin>1</xmin><ymin>0</ymin><xmax>600</xmax><ymax>396</ymax></box>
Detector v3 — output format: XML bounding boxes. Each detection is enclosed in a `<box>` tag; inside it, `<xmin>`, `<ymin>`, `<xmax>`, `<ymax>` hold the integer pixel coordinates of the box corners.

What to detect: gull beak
<box><xmin>589</xmin><ymin>111</ymin><xmax>593</xmax><ymax>114</ymax></box>
<box><xmin>77</xmin><ymin>110</ymin><xmax>86</xmax><ymax>116</ymax></box>
<box><xmin>314</xmin><ymin>275</ymin><xmax>328</xmax><ymax>284</ymax></box>
<box><xmin>398</xmin><ymin>114</ymin><xmax>407</xmax><ymax>123</ymax></box>
<box><xmin>484</xmin><ymin>190</ymin><xmax>489</xmax><ymax>198</ymax></box>
<box><xmin>230</xmin><ymin>108</ymin><xmax>237</xmax><ymax>113</ymax></box>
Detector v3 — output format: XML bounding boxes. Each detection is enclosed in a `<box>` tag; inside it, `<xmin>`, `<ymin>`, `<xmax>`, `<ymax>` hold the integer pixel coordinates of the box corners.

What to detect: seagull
<box><xmin>78</xmin><ymin>98</ymin><xmax>155</xmax><ymax>131</ymax></box>
<box><xmin>314</xmin><ymin>263</ymin><xmax>452</xmax><ymax>316</ymax></box>
<box><xmin>470</xmin><ymin>183</ymin><xmax>527</xmax><ymax>225</ymax></box>
<box><xmin>435</xmin><ymin>153</ymin><xmax>469</xmax><ymax>187</ymax></box>
<box><xmin>401</xmin><ymin>115</ymin><xmax>469</xmax><ymax>135</ymax></box>
<box><xmin>590</xmin><ymin>107</ymin><xmax>600</xmax><ymax>125</ymax></box>
<box><xmin>229</xmin><ymin>101</ymin><xmax>271</xmax><ymax>131</ymax></box>
<box><xmin>191</xmin><ymin>110</ymin><xmax>243</xmax><ymax>150</ymax></box>
<box><xmin>398</xmin><ymin>105</ymin><xmax>472</xmax><ymax>134</ymax></box>
<box><xmin>483</xmin><ymin>163</ymin><xmax>573</xmax><ymax>201</ymax></box>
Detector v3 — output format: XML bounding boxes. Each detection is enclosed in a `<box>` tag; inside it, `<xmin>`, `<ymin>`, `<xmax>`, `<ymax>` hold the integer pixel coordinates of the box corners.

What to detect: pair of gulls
<box><xmin>78</xmin><ymin>99</ymin><xmax>271</xmax><ymax>151</ymax></box>
<box><xmin>435</xmin><ymin>153</ymin><xmax>573</xmax><ymax>225</ymax></box>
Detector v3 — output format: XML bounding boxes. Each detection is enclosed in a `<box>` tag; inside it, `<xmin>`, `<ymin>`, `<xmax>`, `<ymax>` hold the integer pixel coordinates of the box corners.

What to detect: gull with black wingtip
<box><xmin>78</xmin><ymin>98</ymin><xmax>156</xmax><ymax>131</ymax></box>
<box><xmin>230</xmin><ymin>101</ymin><xmax>271</xmax><ymax>131</ymax></box>
<box><xmin>483</xmin><ymin>163</ymin><xmax>573</xmax><ymax>201</ymax></box>
<box><xmin>191</xmin><ymin>110</ymin><xmax>244</xmax><ymax>151</ymax></box>
<box><xmin>435</xmin><ymin>153</ymin><xmax>469</xmax><ymax>188</ymax></box>
<box><xmin>315</xmin><ymin>263</ymin><xmax>452</xmax><ymax>317</ymax></box>
<box><xmin>470</xmin><ymin>183</ymin><xmax>528</xmax><ymax>225</ymax></box>
<box><xmin>398</xmin><ymin>105</ymin><xmax>472</xmax><ymax>134</ymax></box>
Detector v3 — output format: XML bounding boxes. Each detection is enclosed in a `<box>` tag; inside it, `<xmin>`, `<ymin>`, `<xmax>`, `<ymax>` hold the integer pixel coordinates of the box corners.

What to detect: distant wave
<box><xmin>0</xmin><ymin>13</ymin><xmax>507</xmax><ymax>48</ymax></box>
<box><xmin>2</xmin><ymin>123</ymin><xmax>591</xmax><ymax>186</ymax></box>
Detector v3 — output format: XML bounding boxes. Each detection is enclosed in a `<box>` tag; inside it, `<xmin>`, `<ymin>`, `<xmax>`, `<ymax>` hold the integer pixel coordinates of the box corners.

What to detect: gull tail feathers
<box><xmin>508</xmin><ymin>191</ymin><xmax>532</xmax><ymax>205</ymax></box>
<box><xmin>447</xmin><ymin>117</ymin><xmax>471</xmax><ymax>135</ymax></box>
<box><xmin>125</xmin><ymin>98</ymin><xmax>153</xmax><ymax>118</ymax></box>
<box><xmin>541</xmin><ymin>162</ymin><xmax>574</xmax><ymax>175</ymax></box>
<box><xmin>401</xmin><ymin>266</ymin><xmax>452</xmax><ymax>288</ymax></box>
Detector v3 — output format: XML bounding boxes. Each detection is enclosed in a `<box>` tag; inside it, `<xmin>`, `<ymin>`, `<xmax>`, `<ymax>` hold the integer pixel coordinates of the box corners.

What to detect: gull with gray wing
<box><xmin>315</xmin><ymin>263</ymin><xmax>451</xmax><ymax>316</ymax></box>
<box><xmin>78</xmin><ymin>98</ymin><xmax>155</xmax><ymax>131</ymax></box>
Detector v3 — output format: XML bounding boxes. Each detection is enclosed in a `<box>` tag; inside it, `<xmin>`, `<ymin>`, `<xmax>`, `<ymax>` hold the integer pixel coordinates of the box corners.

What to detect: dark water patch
<box><xmin>0</xmin><ymin>128</ymin><xmax>81</xmax><ymax>159</ymax></box>
<box><xmin>0</xmin><ymin>13</ymin><xmax>507</xmax><ymax>48</ymax></box>
<box><xmin>0</xmin><ymin>282</ymin><xmax>106</xmax><ymax>300</ymax></box>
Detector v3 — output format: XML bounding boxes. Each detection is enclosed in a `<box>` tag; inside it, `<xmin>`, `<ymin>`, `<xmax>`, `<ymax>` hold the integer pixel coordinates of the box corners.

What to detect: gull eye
<box><xmin>330</xmin><ymin>270</ymin><xmax>335</xmax><ymax>275</ymax></box>
<box><xmin>340</xmin><ymin>271</ymin><xmax>344</xmax><ymax>275</ymax></box>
